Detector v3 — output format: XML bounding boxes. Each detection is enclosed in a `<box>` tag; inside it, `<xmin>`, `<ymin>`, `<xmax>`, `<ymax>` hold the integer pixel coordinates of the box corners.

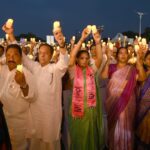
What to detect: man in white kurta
<box><xmin>0</xmin><ymin>44</ymin><xmax>35</xmax><ymax>150</ymax></box>
<box><xmin>22</xmin><ymin>44</ymin><xmax>68</xmax><ymax>150</ymax></box>
<box><xmin>2</xmin><ymin>22</ymin><xmax>68</xmax><ymax>149</ymax></box>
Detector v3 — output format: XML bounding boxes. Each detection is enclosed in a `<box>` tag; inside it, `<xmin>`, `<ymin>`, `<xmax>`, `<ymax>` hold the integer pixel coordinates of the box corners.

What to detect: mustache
<box><xmin>8</xmin><ymin>61</ymin><xmax>16</xmax><ymax>64</ymax></box>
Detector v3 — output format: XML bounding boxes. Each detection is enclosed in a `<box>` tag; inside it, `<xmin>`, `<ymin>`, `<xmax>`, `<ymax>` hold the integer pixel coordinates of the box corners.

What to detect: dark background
<box><xmin>0</xmin><ymin>0</ymin><xmax>149</xmax><ymax>40</ymax></box>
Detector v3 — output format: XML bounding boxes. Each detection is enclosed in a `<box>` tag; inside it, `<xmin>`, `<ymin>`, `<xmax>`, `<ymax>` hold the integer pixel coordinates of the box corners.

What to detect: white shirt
<box><xmin>22</xmin><ymin>52</ymin><xmax>69</xmax><ymax>142</ymax></box>
<box><xmin>0</xmin><ymin>64</ymin><xmax>35</xmax><ymax>140</ymax></box>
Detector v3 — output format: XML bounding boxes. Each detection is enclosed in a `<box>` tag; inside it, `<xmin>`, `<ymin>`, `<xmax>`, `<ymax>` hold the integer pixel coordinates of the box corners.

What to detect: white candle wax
<box><xmin>16</xmin><ymin>64</ymin><xmax>23</xmax><ymax>73</ymax></box>
<box><xmin>5</xmin><ymin>34</ymin><xmax>9</xmax><ymax>40</ymax></box>
<box><xmin>92</xmin><ymin>25</ymin><xmax>97</xmax><ymax>33</ymax></box>
<box><xmin>72</xmin><ymin>36</ymin><xmax>75</xmax><ymax>41</ymax></box>
<box><xmin>53</xmin><ymin>21</ymin><xmax>60</xmax><ymax>29</ymax></box>
<box><xmin>87</xmin><ymin>25</ymin><xmax>92</xmax><ymax>34</ymax></box>
<box><xmin>6</xmin><ymin>19</ymin><xmax>14</xmax><ymax>28</ymax></box>
<box><xmin>109</xmin><ymin>43</ymin><xmax>113</xmax><ymax>50</ymax></box>
<box><xmin>82</xmin><ymin>43</ymin><xmax>86</xmax><ymax>48</ymax></box>
<box><xmin>141</xmin><ymin>38</ymin><xmax>147</xmax><ymax>45</ymax></box>
<box><xmin>134</xmin><ymin>45</ymin><xmax>139</xmax><ymax>53</ymax></box>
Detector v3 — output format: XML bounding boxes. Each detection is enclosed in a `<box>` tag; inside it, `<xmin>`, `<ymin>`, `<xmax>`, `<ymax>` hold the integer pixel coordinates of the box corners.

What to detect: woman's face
<box><xmin>76</xmin><ymin>52</ymin><xmax>90</xmax><ymax>68</ymax></box>
<box><xmin>145</xmin><ymin>54</ymin><xmax>150</xmax><ymax>68</ymax></box>
<box><xmin>117</xmin><ymin>48</ymin><xmax>128</xmax><ymax>64</ymax></box>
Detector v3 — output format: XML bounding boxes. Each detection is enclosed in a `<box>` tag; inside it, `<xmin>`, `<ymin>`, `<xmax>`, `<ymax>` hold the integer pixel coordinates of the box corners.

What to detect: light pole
<box><xmin>137</xmin><ymin>12</ymin><xmax>145</xmax><ymax>37</ymax></box>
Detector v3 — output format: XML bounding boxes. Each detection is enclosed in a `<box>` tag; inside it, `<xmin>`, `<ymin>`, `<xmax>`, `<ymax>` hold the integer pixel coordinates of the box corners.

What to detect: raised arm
<box><xmin>101</xmin><ymin>46</ymin><xmax>111</xmax><ymax>79</ymax></box>
<box><xmin>2</xmin><ymin>22</ymin><xmax>36</xmax><ymax>72</ymax></box>
<box><xmin>2</xmin><ymin>23</ymin><xmax>16</xmax><ymax>43</ymax></box>
<box><xmin>92</xmin><ymin>32</ymin><xmax>102</xmax><ymax>69</ymax></box>
<box><xmin>69</xmin><ymin>27</ymin><xmax>90</xmax><ymax>67</ymax></box>
<box><xmin>53</xmin><ymin>27</ymin><xmax>69</xmax><ymax>76</ymax></box>
<box><xmin>136</xmin><ymin>50</ymin><xmax>146</xmax><ymax>81</ymax></box>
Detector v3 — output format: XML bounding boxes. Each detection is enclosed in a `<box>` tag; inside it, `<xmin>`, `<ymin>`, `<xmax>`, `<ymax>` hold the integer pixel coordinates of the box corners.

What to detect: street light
<box><xmin>137</xmin><ymin>11</ymin><xmax>145</xmax><ymax>37</ymax></box>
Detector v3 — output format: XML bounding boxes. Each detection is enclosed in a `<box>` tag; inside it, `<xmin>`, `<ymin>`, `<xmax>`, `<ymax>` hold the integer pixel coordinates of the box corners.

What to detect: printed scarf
<box><xmin>72</xmin><ymin>65</ymin><xmax>96</xmax><ymax>118</ymax></box>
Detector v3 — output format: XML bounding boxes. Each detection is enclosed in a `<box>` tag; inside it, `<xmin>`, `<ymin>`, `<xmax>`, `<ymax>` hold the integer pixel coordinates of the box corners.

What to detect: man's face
<box><xmin>38</xmin><ymin>45</ymin><xmax>52</xmax><ymax>66</ymax></box>
<box><xmin>6</xmin><ymin>48</ymin><xmax>22</xmax><ymax>71</ymax></box>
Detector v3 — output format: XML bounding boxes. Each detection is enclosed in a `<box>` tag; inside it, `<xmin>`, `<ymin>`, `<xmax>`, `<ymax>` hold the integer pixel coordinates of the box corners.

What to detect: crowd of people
<box><xmin>0</xmin><ymin>19</ymin><xmax>150</xmax><ymax>150</ymax></box>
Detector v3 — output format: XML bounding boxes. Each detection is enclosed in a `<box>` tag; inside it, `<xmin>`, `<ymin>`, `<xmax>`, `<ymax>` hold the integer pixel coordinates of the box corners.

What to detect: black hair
<box><xmin>126</xmin><ymin>44</ymin><xmax>133</xmax><ymax>49</ymax></box>
<box><xmin>76</xmin><ymin>50</ymin><xmax>90</xmax><ymax>58</ymax></box>
<box><xmin>6</xmin><ymin>44</ymin><xmax>22</xmax><ymax>56</ymax></box>
<box><xmin>90</xmin><ymin>43</ymin><xmax>96</xmax><ymax>51</ymax></box>
<box><xmin>116</xmin><ymin>46</ymin><xmax>128</xmax><ymax>58</ymax></box>
<box><xmin>39</xmin><ymin>43</ymin><xmax>54</xmax><ymax>56</ymax></box>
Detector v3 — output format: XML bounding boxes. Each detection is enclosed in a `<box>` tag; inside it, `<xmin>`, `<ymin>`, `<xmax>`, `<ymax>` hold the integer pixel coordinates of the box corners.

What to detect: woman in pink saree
<box><xmin>101</xmin><ymin>47</ymin><xmax>146</xmax><ymax>150</ymax></box>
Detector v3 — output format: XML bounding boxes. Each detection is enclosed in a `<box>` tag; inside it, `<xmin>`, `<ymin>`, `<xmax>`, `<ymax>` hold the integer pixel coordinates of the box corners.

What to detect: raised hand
<box><xmin>2</xmin><ymin>24</ymin><xmax>14</xmax><ymax>35</ymax></box>
<box><xmin>92</xmin><ymin>32</ymin><xmax>101</xmax><ymax>44</ymax></box>
<box><xmin>53</xmin><ymin>30</ymin><xmax>65</xmax><ymax>47</ymax></box>
<box><xmin>105</xmin><ymin>45</ymin><xmax>112</xmax><ymax>60</ymax></box>
<box><xmin>15</xmin><ymin>71</ymin><xmax>27</xmax><ymax>88</ymax></box>
<box><xmin>80</xmin><ymin>28</ymin><xmax>90</xmax><ymax>42</ymax></box>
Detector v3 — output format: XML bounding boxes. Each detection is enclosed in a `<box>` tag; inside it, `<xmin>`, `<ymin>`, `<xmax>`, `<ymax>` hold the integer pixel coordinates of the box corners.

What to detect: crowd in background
<box><xmin>0</xmin><ymin>19</ymin><xmax>150</xmax><ymax>150</ymax></box>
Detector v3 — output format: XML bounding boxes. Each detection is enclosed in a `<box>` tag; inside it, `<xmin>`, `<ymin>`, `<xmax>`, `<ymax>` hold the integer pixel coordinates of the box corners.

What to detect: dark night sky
<box><xmin>0</xmin><ymin>0</ymin><xmax>149</xmax><ymax>40</ymax></box>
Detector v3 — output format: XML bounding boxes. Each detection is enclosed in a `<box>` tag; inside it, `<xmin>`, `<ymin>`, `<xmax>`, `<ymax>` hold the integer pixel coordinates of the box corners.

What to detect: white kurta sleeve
<box><xmin>22</xmin><ymin>52</ymin><xmax>38</xmax><ymax>73</ymax></box>
<box><xmin>53</xmin><ymin>52</ymin><xmax>69</xmax><ymax>77</ymax></box>
<box><xmin>20</xmin><ymin>68</ymin><xmax>36</xmax><ymax>103</ymax></box>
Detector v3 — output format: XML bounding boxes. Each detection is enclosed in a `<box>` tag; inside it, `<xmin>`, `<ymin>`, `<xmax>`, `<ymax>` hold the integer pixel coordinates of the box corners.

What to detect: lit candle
<box><xmin>28</xmin><ymin>55</ymin><xmax>34</xmax><ymax>60</ymax></box>
<box><xmin>82</xmin><ymin>43</ymin><xmax>86</xmax><ymax>49</ymax></box>
<box><xmin>91</xmin><ymin>25</ymin><xmax>97</xmax><ymax>33</ymax></box>
<box><xmin>87</xmin><ymin>25</ymin><xmax>92</xmax><ymax>34</ymax></box>
<box><xmin>57</xmin><ymin>46</ymin><xmax>60</xmax><ymax>51</ymax></box>
<box><xmin>109</xmin><ymin>43</ymin><xmax>113</xmax><ymax>50</ymax></box>
<box><xmin>16</xmin><ymin>64</ymin><xmax>23</xmax><ymax>73</ymax></box>
<box><xmin>134</xmin><ymin>45</ymin><xmax>139</xmax><ymax>53</ymax></box>
<box><xmin>88</xmin><ymin>41</ymin><xmax>90</xmax><ymax>44</ymax></box>
<box><xmin>53</xmin><ymin>21</ymin><xmax>61</xmax><ymax>32</ymax></box>
<box><xmin>53</xmin><ymin>21</ymin><xmax>60</xmax><ymax>29</ymax></box>
<box><xmin>5</xmin><ymin>34</ymin><xmax>9</xmax><ymax>40</ymax></box>
<box><xmin>30</xmin><ymin>38</ymin><xmax>35</xmax><ymax>43</ymax></box>
<box><xmin>6</xmin><ymin>19</ymin><xmax>14</xmax><ymax>28</ymax></box>
<box><xmin>141</xmin><ymin>38</ymin><xmax>147</xmax><ymax>45</ymax></box>
<box><xmin>102</xmin><ymin>42</ymin><xmax>106</xmax><ymax>47</ymax></box>
<box><xmin>72</xmin><ymin>36</ymin><xmax>75</xmax><ymax>41</ymax></box>
<box><xmin>138</xmin><ymin>37</ymin><xmax>141</xmax><ymax>42</ymax></box>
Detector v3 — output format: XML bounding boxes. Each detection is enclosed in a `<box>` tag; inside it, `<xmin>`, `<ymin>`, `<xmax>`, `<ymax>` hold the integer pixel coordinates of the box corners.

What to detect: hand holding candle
<box><xmin>16</xmin><ymin>64</ymin><xmax>23</xmax><ymax>73</ymax></box>
<box><xmin>141</xmin><ymin>38</ymin><xmax>147</xmax><ymax>45</ymax></box>
<box><xmin>91</xmin><ymin>25</ymin><xmax>97</xmax><ymax>34</ymax></box>
<box><xmin>108</xmin><ymin>43</ymin><xmax>113</xmax><ymax>50</ymax></box>
<box><xmin>72</xmin><ymin>36</ymin><xmax>75</xmax><ymax>41</ymax></box>
<box><xmin>87</xmin><ymin>25</ymin><xmax>92</xmax><ymax>34</ymax></box>
<box><xmin>6</xmin><ymin>19</ymin><xmax>14</xmax><ymax>29</ymax></box>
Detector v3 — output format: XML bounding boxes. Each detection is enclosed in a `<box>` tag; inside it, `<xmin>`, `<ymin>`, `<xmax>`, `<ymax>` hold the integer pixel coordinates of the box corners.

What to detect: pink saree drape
<box><xmin>106</xmin><ymin>64</ymin><xmax>137</xmax><ymax>150</ymax></box>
